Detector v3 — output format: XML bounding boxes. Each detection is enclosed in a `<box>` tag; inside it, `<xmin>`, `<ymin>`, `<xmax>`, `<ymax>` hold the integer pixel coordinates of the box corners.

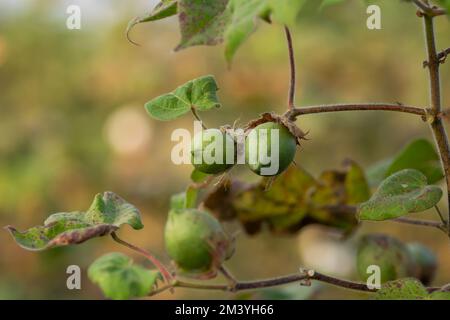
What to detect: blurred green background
<box><xmin>0</xmin><ymin>0</ymin><xmax>449</xmax><ymax>299</ymax></box>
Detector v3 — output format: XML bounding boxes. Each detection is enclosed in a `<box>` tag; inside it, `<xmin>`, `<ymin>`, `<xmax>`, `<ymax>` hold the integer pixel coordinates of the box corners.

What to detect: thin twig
<box><xmin>191</xmin><ymin>107</ymin><xmax>207</xmax><ymax>129</ymax></box>
<box><xmin>150</xmin><ymin>283</ymin><xmax>174</xmax><ymax>296</ymax></box>
<box><xmin>176</xmin><ymin>281</ymin><xmax>229</xmax><ymax>291</ymax></box>
<box><xmin>308</xmin><ymin>271</ymin><xmax>375</xmax><ymax>292</ymax></box>
<box><xmin>284</xmin><ymin>26</ymin><xmax>296</xmax><ymax>110</ymax></box>
<box><xmin>231</xmin><ymin>272</ymin><xmax>346</xmax><ymax>291</ymax></box>
<box><xmin>323</xmin><ymin>204</ymin><xmax>448</xmax><ymax>235</ymax></box>
<box><xmin>437</xmin><ymin>47</ymin><xmax>450</xmax><ymax>64</ymax></box>
<box><xmin>393</xmin><ymin>217</ymin><xmax>446</xmax><ymax>232</ymax></box>
<box><xmin>111</xmin><ymin>232</ymin><xmax>174</xmax><ymax>283</ymax></box>
<box><xmin>435</xmin><ymin>205</ymin><xmax>447</xmax><ymax>225</ymax></box>
<box><xmin>219</xmin><ymin>265</ymin><xmax>238</xmax><ymax>289</ymax></box>
<box><xmin>285</xmin><ymin>103</ymin><xmax>427</xmax><ymax>120</ymax></box>
<box><xmin>413</xmin><ymin>0</ymin><xmax>446</xmax><ymax>16</ymax></box>
<box><xmin>149</xmin><ymin>270</ymin><xmax>447</xmax><ymax>297</ymax></box>
<box><xmin>422</xmin><ymin>13</ymin><xmax>450</xmax><ymax>236</ymax></box>
<box><xmin>148</xmin><ymin>269</ymin><xmax>376</xmax><ymax>297</ymax></box>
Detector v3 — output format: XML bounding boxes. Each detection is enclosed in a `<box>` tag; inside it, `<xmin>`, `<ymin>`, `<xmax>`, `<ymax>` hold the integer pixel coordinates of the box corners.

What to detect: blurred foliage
<box><xmin>204</xmin><ymin>161</ymin><xmax>367</xmax><ymax>235</ymax></box>
<box><xmin>88</xmin><ymin>252</ymin><xmax>161</xmax><ymax>300</ymax></box>
<box><xmin>0</xmin><ymin>0</ymin><xmax>450</xmax><ymax>299</ymax></box>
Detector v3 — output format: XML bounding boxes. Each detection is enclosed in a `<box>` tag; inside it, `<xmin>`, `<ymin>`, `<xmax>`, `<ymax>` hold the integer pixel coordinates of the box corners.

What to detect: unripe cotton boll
<box><xmin>164</xmin><ymin>208</ymin><xmax>235</xmax><ymax>279</ymax></box>
<box><xmin>191</xmin><ymin>129</ymin><xmax>235</xmax><ymax>174</ymax></box>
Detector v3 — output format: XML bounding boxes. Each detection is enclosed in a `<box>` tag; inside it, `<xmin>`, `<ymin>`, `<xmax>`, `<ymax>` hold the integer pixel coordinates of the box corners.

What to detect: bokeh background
<box><xmin>0</xmin><ymin>0</ymin><xmax>449</xmax><ymax>299</ymax></box>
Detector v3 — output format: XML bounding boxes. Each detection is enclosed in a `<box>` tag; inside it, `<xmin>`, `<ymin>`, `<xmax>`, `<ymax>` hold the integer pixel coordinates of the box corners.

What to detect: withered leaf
<box><xmin>5</xmin><ymin>192</ymin><xmax>143</xmax><ymax>251</ymax></box>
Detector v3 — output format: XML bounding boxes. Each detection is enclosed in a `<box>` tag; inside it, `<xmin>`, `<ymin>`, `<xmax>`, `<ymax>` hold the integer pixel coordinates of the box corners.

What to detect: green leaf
<box><xmin>428</xmin><ymin>290</ymin><xmax>450</xmax><ymax>300</ymax></box>
<box><xmin>88</xmin><ymin>252</ymin><xmax>161</xmax><ymax>300</ymax></box>
<box><xmin>319</xmin><ymin>0</ymin><xmax>345</xmax><ymax>10</ymax></box>
<box><xmin>437</xmin><ymin>0</ymin><xmax>450</xmax><ymax>15</ymax></box>
<box><xmin>224</xmin><ymin>0</ymin><xmax>309</xmax><ymax>62</ymax></box>
<box><xmin>144</xmin><ymin>75</ymin><xmax>221</xmax><ymax>121</ymax></box>
<box><xmin>367</xmin><ymin>139</ymin><xmax>443</xmax><ymax>186</ymax></box>
<box><xmin>269</xmin><ymin>0</ymin><xmax>306</xmax><ymax>26</ymax></box>
<box><xmin>5</xmin><ymin>192</ymin><xmax>143</xmax><ymax>251</ymax></box>
<box><xmin>224</xmin><ymin>0</ymin><xmax>270</xmax><ymax>64</ymax></box>
<box><xmin>176</xmin><ymin>0</ymin><xmax>231</xmax><ymax>50</ymax></box>
<box><xmin>358</xmin><ymin>169</ymin><xmax>442</xmax><ymax>221</ymax></box>
<box><xmin>375</xmin><ymin>278</ymin><xmax>450</xmax><ymax>300</ymax></box>
<box><xmin>375</xmin><ymin>278</ymin><xmax>428</xmax><ymax>300</ymax></box>
<box><xmin>128</xmin><ymin>0</ymin><xmax>309</xmax><ymax>63</ymax></box>
<box><xmin>127</xmin><ymin>1</ymin><xmax>178</xmax><ymax>38</ymax></box>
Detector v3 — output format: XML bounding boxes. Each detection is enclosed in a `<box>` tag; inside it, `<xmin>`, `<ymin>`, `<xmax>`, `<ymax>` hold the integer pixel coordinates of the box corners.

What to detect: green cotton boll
<box><xmin>164</xmin><ymin>208</ymin><xmax>234</xmax><ymax>279</ymax></box>
<box><xmin>356</xmin><ymin>234</ymin><xmax>416</xmax><ymax>284</ymax></box>
<box><xmin>245</xmin><ymin>122</ymin><xmax>297</xmax><ymax>176</ymax></box>
<box><xmin>406</xmin><ymin>242</ymin><xmax>438</xmax><ymax>286</ymax></box>
<box><xmin>191</xmin><ymin>129</ymin><xmax>236</xmax><ymax>174</ymax></box>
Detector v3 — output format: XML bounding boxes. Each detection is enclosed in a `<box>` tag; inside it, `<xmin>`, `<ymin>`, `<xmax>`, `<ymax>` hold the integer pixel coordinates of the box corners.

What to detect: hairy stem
<box><xmin>285</xmin><ymin>103</ymin><xmax>427</xmax><ymax>120</ymax></box>
<box><xmin>421</xmin><ymin>12</ymin><xmax>450</xmax><ymax>236</ymax></box>
<box><xmin>111</xmin><ymin>232</ymin><xmax>173</xmax><ymax>283</ymax></box>
<box><xmin>284</xmin><ymin>26</ymin><xmax>296</xmax><ymax>110</ymax></box>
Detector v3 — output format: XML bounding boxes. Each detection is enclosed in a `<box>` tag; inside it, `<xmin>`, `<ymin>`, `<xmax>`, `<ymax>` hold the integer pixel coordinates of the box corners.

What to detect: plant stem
<box><xmin>149</xmin><ymin>269</ymin><xmax>447</xmax><ymax>297</ymax></box>
<box><xmin>284</xmin><ymin>26</ymin><xmax>296</xmax><ymax>110</ymax></box>
<box><xmin>421</xmin><ymin>12</ymin><xmax>450</xmax><ymax>236</ymax></box>
<box><xmin>285</xmin><ymin>103</ymin><xmax>427</xmax><ymax>120</ymax></box>
<box><xmin>324</xmin><ymin>204</ymin><xmax>448</xmax><ymax>235</ymax></box>
<box><xmin>111</xmin><ymin>232</ymin><xmax>174</xmax><ymax>283</ymax></box>
<box><xmin>219</xmin><ymin>265</ymin><xmax>238</xmax><ymax>287</ymax></box>
<box><xmin>191</xmin><ymin>107</ymin><xmax>207</xmax><ymax>129</ymax></box>
<box><xmin>435</xmin><ymin>205</ymin><xmax>447</xmax><ymax>225</ymax></box>
<box><xmin>413</xmin><ymin>0</ymin><xmax>446</xmax><ymax>17</ymax></box>
<box><xmin>393</xmin><ymin>217</ymin><xmax>446</xmax><ymax>232</ymax></box>
<box><xmin>437</xmin><ymin>47</ymin><xmax>450</xmax><ymax>63</ymax></box>
<box><xmin>149</xmin><ymin>269</ymin><xmax>376</xmax><ymax>297</ymax></box>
